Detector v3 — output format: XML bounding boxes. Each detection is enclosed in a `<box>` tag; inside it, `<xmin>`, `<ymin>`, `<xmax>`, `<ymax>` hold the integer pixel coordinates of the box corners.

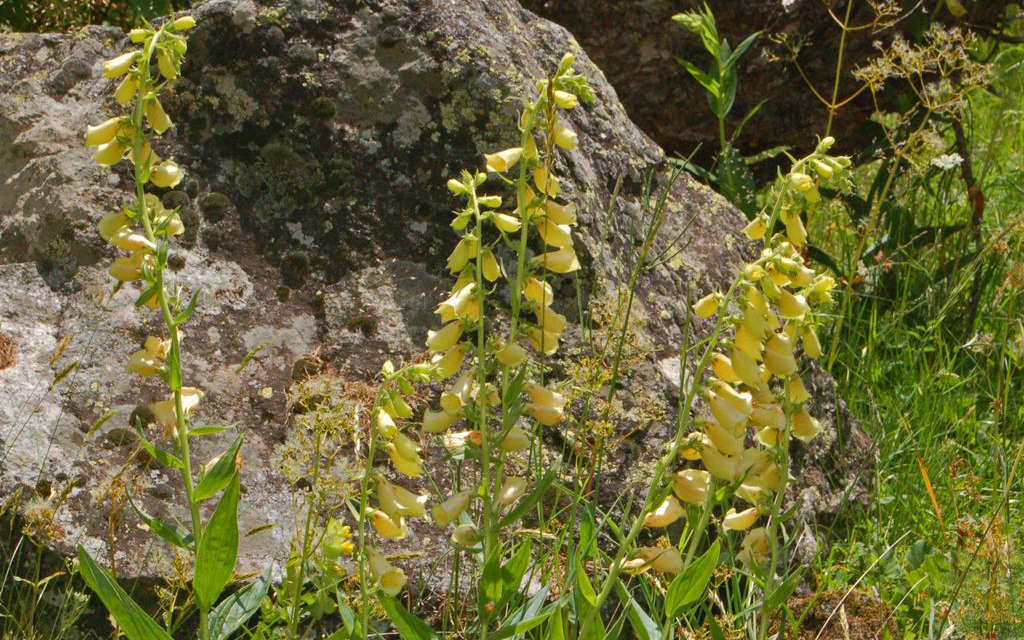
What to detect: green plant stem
<box><xmin>757</xmin><ymin>406</ymin><xmax>792</xmax><ymax>640</ymax></box>
<box><xmin>357</xmin><ymin>382</ymin><xmax>388</xmax><ymax>640</ymax></box>
<box><xmin>824</xmin><ymin>0</ymin><xmax>855</xmax><ymax>136</ymax></box>
<box><xmin>132</xmin><ymin>24</ymin><xmax>207</xmax><ymax>640</ymax></box>
<box><xmin>286</xmin><ymin>425</ymin><xmax>323</xmax><ymax>639</ymax></box>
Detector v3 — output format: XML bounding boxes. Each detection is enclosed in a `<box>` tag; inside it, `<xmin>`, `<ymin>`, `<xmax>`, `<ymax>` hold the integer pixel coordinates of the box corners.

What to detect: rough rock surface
<box><xmin>521</xmin><ymin>0</ymin><xmax>1013</xmax><ymax>166</ymax></box>
<box><xmin>0</xmin><ymin>0</ymin><xmax>873</xmax><ymax>588</ymax></box>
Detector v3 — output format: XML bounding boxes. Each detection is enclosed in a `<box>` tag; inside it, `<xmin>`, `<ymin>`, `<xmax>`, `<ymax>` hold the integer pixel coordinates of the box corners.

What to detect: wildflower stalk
<box><xmin>286</xmin><ymin>424</ymin><xmax>323</xmax><ymax>640</ymax></box>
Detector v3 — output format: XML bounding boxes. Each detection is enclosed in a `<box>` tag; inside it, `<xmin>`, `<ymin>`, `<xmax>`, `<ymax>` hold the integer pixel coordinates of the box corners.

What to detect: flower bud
<box><xmin>172</xmin><ymin>15</ymin><xmax>196</xmax><ymax>30</ymax></box>
<box><xmin>815</xmin><ymin>136</ymin><xmax>836</xmax><ymax>153</ymax></box>
<box><xmin>789</xmin><ymin>172</ymin><xmax>814</xmax><ymax>192</ymax></box>
<box><xmin>150</xmin><ymin>160</ymin><xmax>183</xmax><ymax>188</ymax></box>
<box><xmin>447</xmin><ymin>178</ymin><xmax>467</xmax><ymax>195</ymax></box>
<box><xmin>128</xmin><ymin>28</ymin><xmax>149</xmax><ymax>43</ymax></box>
<box><xmin>692</xmin><ymin>292</ymin><xmax>719</xmax><ymax>318</ymax></box>
<box><xmin>723</xmin><ymin>506</ymin><xmax>760</xmax><ymax>531</ymax></box>
<box><xmin>369</xmin><ymin>509</ymin><xmax>407</xmax><ymax>539</ymax></box>
<box><xmin>812</xmin><ymin>159</ymin><xmax>833</xmax><ymax>179</ymax></box>
<box><xmin>157</xmin><ymin>50</ymin><xmax>177</xmax><ymax>80</ymax></box>
<box><xmin>103</xmin><ymin>51</ymin><xmax>137</xmax><ymax>78</ymax></box>
<box><xmin>484</xmin><ymin>147</ymin><xmax>522</xmax><ymax>173</ymax></box>
<box><xmin>554</xmin><ymin>125</ymin><xmax>578</xmax><ymax>150</ymax></box>
<box><xmin>478</xmin><ymin>195</ymin><xmax>502</xmax><ymax>209</ymax></box>
<box><xmin>492</xmin><ymin>212</ymin><xmax>522</xmax><ymax>233</ymax></box>
<box><xmin>643</xmin><ymin>495</ymin><xmax>684</xmax><ymax>528</ymax></box>
<box><xmin>432</xmin><ymin>491</ymin><xmax>471</xmax><ymax>527</ymax></box>
<box><xmin>553</xmin><ymin>90</ymin><xmax>578</xmax><ymax>109</ymax></box>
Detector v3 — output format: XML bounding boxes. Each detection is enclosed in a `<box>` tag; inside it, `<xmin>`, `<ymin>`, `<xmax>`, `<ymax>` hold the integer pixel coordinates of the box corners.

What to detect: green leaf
<box><xmin>665</xmin><ymin>539</ymin><xmax>719</xmax><ymax>618</ymax></box>
<box><xmin>675</xmin><ymin>57</ymin><xmax>719</xmax><ymax>98</ymax></box>
<box><xmin>175</xmin><ymin>289</ymin><xmax>200</xmax><ymax>325</ymax></box>
<box><xmin>492</xmin><ymin>587</ymin><xmax>559</xmax><ymax>640</ymax></box>
<box><xmin>134</xmin><ymin>285</ymin><xmax>158</xmax><ymax>308</ymax></box>
<box><xmin>76</xmin><ymin>546</ymin><xmax>174</xmax><ymax>640</ymax></box>
<box><xmin>208</xmin><ymin>566</ymin><xmax>272</xmax><ymax>640</ymax></box>
<box><xmin>723</xmin><ymin>31</ymin><xmax>760</xmax><ymax>71</ymax></box>
<box><xmin>498</xmin><ymin>466</ymin><xmax>557</xmax><ymax>528</ymax></box>
<box><xmin>189</xmin><ymin>425</ymin><xmax>231</xmax><ymax>437</ymax></box>
<box><xmin>378</xmin><ymin>595</ymin><xmax>441</xmax><ymax>640</ymax></box>
<box><xmin>765</xmin><ymin>571</ymin><xmax>801</xmax><ymax>611</ymax></box>
<box><xmin>194</xmin><ymin>472</ymin><xmax>240</xmax><ymax>609</ymax></box>
<box><xmin>130</xmin><ymin>499</ymin><xmax>193</xmax><ymax>550</ymax></box>
<box><xmin>574</xmin><ymin>552</ymin><xmax>597</xmax><ymax>606</ymax></box>
<box><xmin>167</xmin><ymin>339</ymin><xmax>182</xmax><ymax>391</ymax></box>
<box><xmin>731</xmin><ymin>100</ymin><xmax>768</xmax><ymax>145</ymax></box>
<box><xmin>615</xmin><ymin>582</ymin><xmax>659</xmax><ymax>640</ymax></box>
<box><xmin>134</xmin><ymin>426</ymin><xmax>184</xmax><ymax>470</ymax></box>
<box><xmin>193</xmin><ymin>435</ymin><xmax>243</xmax><ymax>502</ymax></box>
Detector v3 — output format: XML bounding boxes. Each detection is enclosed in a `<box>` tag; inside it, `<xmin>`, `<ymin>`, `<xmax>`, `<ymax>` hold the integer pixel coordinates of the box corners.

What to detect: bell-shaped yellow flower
<box><xmin>497</xmin><ymin>477</ymin><xmax>527</xmax><ymax>505</ymax></box>
<box><xmin>786</xmin><ymin>377</ymin><xmax>810</xmax><ymax>404</ymax></box>
<box><xmin>531</xmin><ymin>246</ymin><xmax>580</xmax><ymax>274</ymax></box>
<box><xmin>750</xmin><ymin>403</ymin><xmax>785</xmax><ymax>430</ymax></box>
<box><xmin>707</xmin><ymin>387</ymin><xmax>750</xmax><ymax>434</ymax></box>
<box><xmin>643</xmin><ymin>495</ymin><xmax>684</xmax><ymax>528</ymax></box>
<box><xmin>446</xmin><ymin>236</ymin><xmax>477</xmax><ymax>274</ymax></box>
<box><xmin>172</xmin><ymin>15</ymin><xmax>196</xmax><ymax>30</ymax></box>
<box><xmin>375</xmin><ymin>409</ymin><xmax>398</xmax><ymax>439</ymax></box>
<box><xmin>492</xmin><ymin>212</ymin><xmax>522</xmax><ymax>233</ymax></box>
<box><xmin>484</xmin><ymin>147</ymin><xmax>522</xmax><ymax>173</ymax></box>
<box><xmin>103</xmin><ymin>51</ymin><xmax>137</xmax><ymax>78</ymax></box>
<box><xmin>426</xmin><ymin>321</ymin><xmax>464</xmax><ymax>353</ymax></box>
<box><xmin>673</xmin><ymin>469</ymin><xmax>711</xmax><ymax>504</ymax></box>
<box><xmin>145</xmin><ymin>97</ymin><xmax>172</xmax><ymax>134</ymax></box>
<box><xmin>109</xmin><ymin>227</ymin><xmax>156</xmax><ymax>252</ymax></box>
<box><xmin>500</xmin><ymin>427</ymin><xmax>531</xmax><ymax>451</ymax></box>
<box><xmin>150</xmin><ymin>160</ymin><xmax>183</xmax><ymax>188</ymax></box>
<box><xmin>543</xmin><ymin>200</ymin><xmax>577</xmax><ymax>225</ymax></box>
<box><xmin>692</xmin><ymin>293</ymin><xmax>719</xmax><ymax>318</ymax></box>
<box><xmin>108</xmin><ymin>250</ymin><xmax>150</xmax><ymax>281</ymax></box>
<box><xmin>369</xmin><ymin>509</ymin><xmax>407</xmax><ymax>539</ymax></box>
<box><xmin>723</xmin><ymin>506</ymin><xmax>760</xmax><ymax>531</ymax></box>
<box><xmin>534</xmin><ymin>305</ymin><xmax>566</xmax><ymax>335</ymax></box>
<box><xmin>97</xmin><ymin>211</ymin><xmax>130</xmax><ymax>242</ymax></box>
<box><xmin>526</xmin><ymin>402</ymin><xmax>563</xmax><ymax>426</ymax></box>
<box><xmin>157</xmin><ymin>50</ymin><xmax>178</xmax><ymax>80</ymax></box>
<box><xmin>792</xmin><ymin>408</ymin><xmax>821</xmax><ymax>442</ymax></box>
<box><xmin>704</xmin><ymin>418</ymin><xmax>744</xmax><ymax>456</ymax></box>
<box><xmin>764</xmin><ymin>332</ymin><xmax>797</xmax><ymax>377</ymax></box>
<box><xmin>738</xmin><ymin>527</ymin><xmax>770</xmax><ymax>568</ymax></box>
<box><xmin>481</xmin><ymin>250</ymin><xmax>502</xmax><ymax>281</ymax></box>
<box><xmin>789</xmin><ymin>172</ymin><xmax>813</xmax><ymax>192</ymax></box>
<box><xmin>440</xmin><ymin>373</ymin><xmax>474</xmax><ymax>414</ymax></box>
<box><xmin>778</xmin><ymin>290</ymin><xmax>809</xmax><ymax>319</ymax></box>
<box><xmin>377</xmin><ymin>477</ymin><xmax>428</xmax><ymax>518</ymax></box>
<box><xmin>451</xmin><ymin>523</ymin><xmax>480</xmax><ymax>546</ymax></box>
<box><xmin>495</xmin><ymin>340</ymin><xmax>527</xmax><ymax>367</ymax></box>
<box><xmin>422</xmin><ymin>408</ymin><xmax>458</xmax><ymax>433</ymax></box>
<box><xmin>533</xmin><ymin>166</ymin><xmax>560</xmax><ymax>196</ymax></box>
<box><xmin>432</xmin><ymin>343</ymin><xmax>467</xmax><ymax>380</ymax></box>
<box><xmin>524</xmin><ymin>277</ymin><xmax>554</xmax><ymax>308</ymax></box>
<box><xmin>743</xmin><ymin>215</ymin><xmax>767</xmax><ymax>240</ymax></box>
<box><xmin>700</xmin><ymin>444</ymin><xmax>738</xmax><ymax>482</ymax></box>
<box><xmin>432</xmin><ymin>490</ymin><xmax>471</xmax><ymax>527</ymax></box>
<box><xmin>537</xmin><ymin>217</ymin><xmax>573</xmax><ymax>248</ymax></box>
<box><xmin>385</xmin><ymin>443</ymin><xmax>423</xmax><ymax>477</ymax></box>
<box><xmin>85</xmin><ymin>117</ymin><xmax>123</xmax><ymax>148</ymax></box>
<box><xmin>367</xmin><ymin>548</ymin><xmax>406</xmax><ymax>595</ymax></box>
<box><xmin>554</xmin><ymin>125</ymin><xmax>578</xmax><ymax>150</ymax></box>
<box><xmin>114</xmin><ymin>75</ymin><xmax>139</xmax><ymax>105</ymax></box>
<box><xmin>94</xmin><ymin>140</ymin><xmax>129</xmax><ymax>166</ymax></box>
<box><xmin>127</xmin><ymin>348</ymin><xmax>163</xmax><ymax>377</ymax></box>
<box><xmin>436</xmin><ymin>283</ymin><xmax>476</xmax><ymax>323</ymax></box>
<box><xmin>149</xmin><ymin>387</ymin><xmax>203</xmax><ymax>436</ymax></box>
<box><xmin>553</xmin><ymin>90</ymin><xmax>578</xmax><ymax>109</ymax></box>
<box><xmin>800</xmin><ymin>325</ymin><xmax>822</xmax><ymax>359</ymax></box>
<box><xmin>711</xmin><ymin>353</ymin><xmax>740</xmax><ymax>384</ymax></box>
<box><xmin>527</xmin><ymin>327</ymin><xmax>560</xmax><ymax>355</ymax></box>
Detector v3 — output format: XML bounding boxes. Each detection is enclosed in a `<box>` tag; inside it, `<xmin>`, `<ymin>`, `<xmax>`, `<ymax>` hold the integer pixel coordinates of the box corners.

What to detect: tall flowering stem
<box><xmin>354</xmin><ymin>53</ymin><xmax>593</xmax><ymax>638</ymax></box>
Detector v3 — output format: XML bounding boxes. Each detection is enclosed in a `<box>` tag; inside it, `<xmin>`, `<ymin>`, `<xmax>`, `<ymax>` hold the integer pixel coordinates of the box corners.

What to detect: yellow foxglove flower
<box><xmin>785</xmin><ymin>214</ymin><xmax>807</xmax><ymax>246</ymax></box>
<box><xmin>704</xmin><ymin>418</ymin><xmax>744</xmax><ymax>456</ymax></box>
<box><xmin>440</xmin><ymin>373</ymin><xmax>474</xmax><ymax>414</ymax></box>
<box><xmin>707</xmin><ymin>389</ymin><xmax>749</xmax><ymax>433</ymax></box>
<box><xmin>738</xmin><ymin>527</ymin><xmax>770</xmax><ymax>568</ymax></box>
<box><xmin>492</xmin><ymin>212</ymin><xmax>522</xmax><ymax>233</ymax></box>
<box><xmin>495</xmin><ymin>340</ymin><xmax>527</xmax><ymax>367</ymax></box>
<box><xmin>150</xmin><ymin>160</ymin><xmax>183</xmax><ymax>188</ymax></box>
<box><xmin>93</xmin><ymin>140</ymin><xmax>128</xmax><ymax>166</ymax></box>
<box><xmin>481</xmin><ymin>250</ymin><xmax>502</xmax><ymax>281</ymax></box>
<box><xmin>145</xmin><ymin>97</ymin><xmax>172</xmax><ymax>134</ymax></box>
<box><xmin>756</xmin><ymin>427</ymin><xmax>780</xmax><ymax>447</ymax></box>
<box><xmin>385</xmin><ymin>443</ymin><xmax>423</xmax><ymax>477</ymax></box>
<box><xmin>442</xmin><ymin>430</ymin><xmax>476</xmax><ymax>451</ymax></box>
<box><xmin>537</xmin><ymin>217</ymin><xmax>573</xmax><ymax>248</ymax></box>
<box><xmin>678</xmin><ymin>435</ymin><xmax>705</xmax><ymax>461</ymax></box>
<box><xmin>554</xmin><ymin>124</ymin><xmax>577</xmax><ymax>150</ymax></box>
<box><xmin>526</xmin><ymin>402</ymin><xmax>563</xmax><ymax>426</ymax></box>
<box><xmin>789</xmin><ymin>172</ymin><xmax>813</xmax><ymax>192</ymax></box>
<box><xmin>377</xmin><ymin>477</ymin><xmax>428</xmax><ymax>518</ymax></box>
<box><xmin>128</xmin><ymin>28</ymin><xmax>149</xmax><ymax>43</ymax></box>
<box><xmin>446</xmin><ymin>236</ymin><xmax>477</xmax><ymax>273</ymax></box>
<box><xmin>432</xmin><ymin>491</ymin><xmax>471</xmax><ymax>527</ymax></box>
<box><xmin>742</xmin><ymin>307</ymin><xmax>769</xmax><ymax>338</ymax></box>
<box><xmin>622</xmin><ymin>547</ymin><xmax>683</xmax><ymax>575</ymax></box>
<box><xmin>436</xmin><ymin>283</ymin><xmax>476</xmax><ymax>322</ymax></box>
<box><xmin>543</xmin><ymin>200</ymin><xmax>577</xmax><ymax>225</ymax></box>
<box><xmin>369</xmin><ymin>509</ymin><xmax>407</xmax><ymax>539</ymax></box>
<box><xmin>127</xmin><ymin>348</ymin><xmax>163</xmax><ymax>377</ymax></box>
<box><xmin>85</xmin><ymin>117</ymin><xmax>123</xmax><ymax>147</ymax></box>
<box><xmin>497</xmin><ymin>477</ymin><xmax>527</xmax><ymax>505</ymax></box>
<box><xmin>764</xmin><ymin>333</ymin><xmax>797</xmax><ymax>377</ymax></box>
<box><xmin>786</xmin><ymin>377</ymin><xmax>810</xmax><ymax>404</ymax></box>
<box><xmin>527</xmin><ymin>327</ymin><xmax>560</xmax><ymax>355</ymax></box>
<box><xmin>730</xmin><ymin>346</ymin><xmax>764</xmax><ymax>390</ymax></box>
<box><xmin>484</xmin><ymin>147</ymin><xmax>522</xmax><ymax>173</ymax></box>
<box><xmin>157</xmin><ymin>50</ymin><xmax>177</xmax><ymax>80</ymax></box>
<box><xmin>723</xmin><ymin>506</ymin><xmax>760</xmax><ymax>531</ymax></box>
<box><xmin>811</xmin><ymin>159</ymin><xmax>833</xmax><ymax>179</ymax></box>
<box><xmin>103</xmin><ymin>51</ymin><xmax>137</xmax><ymax>78</ymax></box>
<box><xmin>432</xmin><ymin>343</ymin><xmax>466</xmax><ymax>379</ymax></box>
<box><xmin>533</xmin><ymin>166</ymin><xmax>560</xmax><ymax>196</ymax></box>
<box><xmin>700</xmin><ymin>445</ymin><xmax>738</xmax><ymax>481</ymax></box>
<box><xmin>367</xmin><ymin>548</ymin><xmax>406</xmax><ymax>595</ymax></box>
<box><xmin>750</xmin><ymin>403</ymin><xmax>785</xmax><ymax>430</ymax></box>
<box><xmin>531</xmin><ymin>246</ymin><xmax>580</xmax><ymax>274</ymax></box>
<box><xmin>97</xmin><ymin>211</ymin><xmax>130</xmax><ymax>242</ymax></box>
<box><xmin>524</xmin><ymin>277</ymin><xmax>554</xmax><ymax>307</ymax></box>
<box><xmin>422</xmin><ymin>408</ymin><xmax>458</xmax><ymax>433</ymax></box>
<box><xmin>108</xmin><ymin>251</ymin><xmax>149</xmax><ymax>281</ymax></box>
<box><xmin>172</xmin><ymin>15</ymin><xmax>196</xmax><ymax>30</ymax></box>
<box><xmin>478</xmin><ymin>195</ymin><xmax>502</xmax><ymax>208</ymax></box>
<box><xmin>154</xmin><ymin>210</ymin><xmax>185</xmax><ymax>236</ymax></box>
<box><xmin>792</xmin><ymin>408</ymin><xmax>821</xmax><ymax>442</ymax></box>
<box><xmin>735</xmin><ymin>483</ymin><xmax>765</xmax><ymax>505</ymax></box>
<box><xmin>712</xmin><ymin>353</ymin><xmax>740</xmax><ymax>384</ymax></box>
<box><xmin>392</xmin><ymin>431</ymin><xmax>420</xmax><ymax>460</ymax></box>
<box><xmin>114</xmin><ymin>75</ymin><xmax>139</xmax><ymax>105</ymax></box>
<box><xmin>715</xmin><ymin>380</ymin><xmax>753</xmax><ymax>415</ymax></box>
<box><xmin>801</xmin><ymin>325</ymin><xmax>821</xmax><ymax>358</ymax></box>
<box><xmin>376</xmin><ymin>410</ymin><xmax>398</xmax><ymax>439</ymax></box>
<box><xmin>144</xmin><ymin>335</ymin><xmax>171</xmax><ymax>357</ymax></box>
<box><xmin>743</xmin><ymin>215</ymin><xmax>767</xmax><ymax>240</ymax></box>
<box><xmin>500</xmin><ymin>427</ymin><xmax>531</xmax><ymax>451</ymax></box>
<box><xmin>748</xmin><ymin>461</ymin><xmax>784</xmax><ymax>491</ymax></box>
<box><xmin>692</xmin><ymin>292</ymin><xmax>719</xmax><ymax>318</ymax></box>
<box><xmin>673</xmin><ymin>469</ymin><xmax>711</xmax><ymax>504</ymax></box>
<box><xmin>553</xmin><ymin>90</ymin><xmax>578</xmax><ymax>109</ymax></box>
<box><xmin>534</xmin><ymin>305</ymin><xmax>566</xmax><ymax>334</ymax></box>
<box><xmin>643</xmin><ymin>495</ymin><xmax>684</xmax><ymax>528</ymax></box>
<box><xmin>109</xmin><ymin>227</ymin><xmax>156</xmax><ymax>252</ymax></box>
<box><xmin>149</xmin><ymin>387</ymin><xmax>203</xmax><ymax>436</ymax></box>
<box><xmin>451</xmin><ymin>523</ymin><xmax>480</xmax><ymax>546</ymax></box>
<box><xmin>427</xmin><ymin>321</ymin><xmax>463</xmax><ymax>352</ymax></box>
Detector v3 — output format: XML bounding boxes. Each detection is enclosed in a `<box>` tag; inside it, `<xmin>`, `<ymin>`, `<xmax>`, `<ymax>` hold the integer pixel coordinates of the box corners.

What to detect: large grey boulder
<box><xmin>0</xmin><ymin>0</ymin><xmax>872</xmax><ymax>586</ymax></box>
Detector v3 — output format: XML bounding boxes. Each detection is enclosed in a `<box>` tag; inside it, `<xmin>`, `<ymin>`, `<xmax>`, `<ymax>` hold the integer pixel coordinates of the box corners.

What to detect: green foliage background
<box><xmin>0</xmin><ymin>0</ymin><xmax>191</xmax><ymax>32</ymax></box>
